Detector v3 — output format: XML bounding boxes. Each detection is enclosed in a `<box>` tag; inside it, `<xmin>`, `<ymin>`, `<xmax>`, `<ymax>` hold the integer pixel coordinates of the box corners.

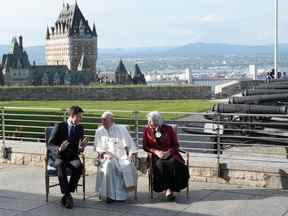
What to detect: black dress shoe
<box><xmin>64</xmin><ymin>194</ymin><xmax>74</xmax><ymax>209</ymax></box>
<box><xmin>166</xmin><ymin>194</ymin><xmax>176</xmax><ymax>201</ymax></box>
<box><xmin>61</xmin><ymin>195</ymin><xmax>66</xmax><ymax>206</ymax></box>
<box><xmin>105</xmin><ymin>197</ymin><xmax>115</xmax><ymax>204</ymax></box>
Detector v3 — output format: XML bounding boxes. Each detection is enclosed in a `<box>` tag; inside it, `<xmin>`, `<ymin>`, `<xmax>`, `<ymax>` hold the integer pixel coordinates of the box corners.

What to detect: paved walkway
<box><xmin>1</xmin><ymin>166</ymin><xmax>288</xmax><ymax>216</ymax></box>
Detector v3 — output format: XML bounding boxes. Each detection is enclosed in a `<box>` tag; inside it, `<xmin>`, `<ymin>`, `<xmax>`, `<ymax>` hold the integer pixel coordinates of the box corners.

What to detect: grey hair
<box><xmin>101</xmin><ymin>111</ymin><xmax>114</xmax><ymax>119</ymax></box>
<box><xmin>146</xmin><ymin>111</ymin><xmax>164</xmax><ymax>126</ymax></box>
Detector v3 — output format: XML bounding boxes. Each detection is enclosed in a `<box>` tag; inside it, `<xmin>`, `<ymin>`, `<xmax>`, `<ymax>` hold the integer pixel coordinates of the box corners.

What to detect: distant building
<box><xmin>0</xmin><ymin>65</ymin><xmax>4</xmax><ymax>85</ymax></box>
<box><xmin>30</xmin><ymin>64</ymin><xmax>69</xmax><ymax>86</ymax></box>
<box><xmin>0</xmin><ymin>36</ymin><xmax>91</xmax><ymax>86</ymax></box>
<box><xmin>46</xmin><ymin>2</ymin><xmax>97</xmax><ymax>79</ymax></box>
<box><xmin>97</xmin><ymin>71</ymin><xmax>115</xmax><ymax>84</ymax></box>
<box><xmin>0</xmin><ymin>36</ymin><xmax>31</xmax><ymax>85</ymax></box>
<box><xmin>98</xmin><ymin>61</ymin><xmax>146</xmax><ymax>85</ymax></box>
<box><xmin>132</xmin><ymin>64</ymin><xmax>146</xmax><ymax>85</ymax></box>
<box><xmin>115</xmin><ymin>60</ymin><xmax>133</xmax><ymax>84</ymax></box>
<box><xmin>248</xmin><ymin>65</ymin><xmax>257</xmax><ymax>80</ymax></box>
<box><xmin>185</xmin><ymin>68</ymin><xmax>193</xmax><ymax>84</ymax></box>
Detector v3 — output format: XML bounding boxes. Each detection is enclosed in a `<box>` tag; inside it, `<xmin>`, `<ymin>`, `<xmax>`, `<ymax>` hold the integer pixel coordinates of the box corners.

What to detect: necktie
<box><xmin>70</xmin><ymin>125</ymin><xmax>76</xmax><ymax>143</ymax></box>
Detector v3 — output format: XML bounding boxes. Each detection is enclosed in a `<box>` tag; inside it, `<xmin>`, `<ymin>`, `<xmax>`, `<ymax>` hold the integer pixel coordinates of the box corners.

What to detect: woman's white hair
<box><xmin>146</xmin><ymin>111</ymin><xmax>164</xmax><ymax>126</ymax></box>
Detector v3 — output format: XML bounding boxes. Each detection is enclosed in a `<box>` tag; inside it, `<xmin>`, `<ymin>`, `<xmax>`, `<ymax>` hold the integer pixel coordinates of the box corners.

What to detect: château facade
<box><xmin>97</xmin><ymin>60</ymin><xmax>146</xmax><ymax>85</ymax></box>
<box><xmin>46</xmin><ymin>2</ymin><xmax>98</xmax><ymax>79</ymax></box>
<box><xmin>0</xmin><ymin>36</ymin><xmax>31</xmax><ymax>85</ymax></box>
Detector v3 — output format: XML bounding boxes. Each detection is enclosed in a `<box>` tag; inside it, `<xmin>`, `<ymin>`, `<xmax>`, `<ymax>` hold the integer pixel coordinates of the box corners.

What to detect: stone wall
<box><xmin>216</xmin><ymin>81</ymin><xmax>241</xmax><ymax>98</ymax></box>
<box><xmin>0</xmin><ymin>85</ymin><xmax>211</xmax><ymax>100</ymax></box>
<box><xmin>217</xmin><ymin>80</ymin><xmax>265</xmax><ymax>98</ymax></box>
<box><xmin>239</xmin><ymin>80</ymin><xmax>264</xmax><ymax>90</ymax></box>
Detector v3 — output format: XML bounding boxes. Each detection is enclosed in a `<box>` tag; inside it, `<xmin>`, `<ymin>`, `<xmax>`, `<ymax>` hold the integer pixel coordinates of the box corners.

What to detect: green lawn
<box><xmin>0</xmin><ymin>100</ymin><xmax>214</xmax><ymax>114</ymax></box>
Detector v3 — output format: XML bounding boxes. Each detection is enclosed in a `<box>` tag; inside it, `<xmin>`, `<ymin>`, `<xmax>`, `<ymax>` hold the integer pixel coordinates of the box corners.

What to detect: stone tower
<box><xmin>115</xmin><ymin>60</ymin><xmax>133</xmax><ymax>84</ymax></box>
<box><xmin>132</xmin><ymin>64</ymin><xmax>146</xmax><ymax>85</ymax></box>
<box><xmin>46</xmin><ymin>2</ymin><xmax>97</xmax><ymax>78</ymax></box>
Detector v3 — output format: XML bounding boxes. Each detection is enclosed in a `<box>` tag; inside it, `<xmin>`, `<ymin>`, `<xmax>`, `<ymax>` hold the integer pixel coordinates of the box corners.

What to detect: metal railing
<box><xmin>1</xmin><ymin>106</ymin><xmax>288</xmax><ymax>174</ymax></box>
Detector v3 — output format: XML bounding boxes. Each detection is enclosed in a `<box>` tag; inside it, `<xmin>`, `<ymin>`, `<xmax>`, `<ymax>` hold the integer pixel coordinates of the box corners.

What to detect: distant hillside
<box><xmin>165</xmin><ymin>43</ymin><xmax>288</xmax><ymax>57</ymax></box>
<box><xmin>98</xmin><ymin>43</ymin><xmax>288</xmax><ymax>58</ymax></box>
<box><xmin>1</xmin><ymin>43</ymin><xmax>288</xmax><ymax>64</ymax></box>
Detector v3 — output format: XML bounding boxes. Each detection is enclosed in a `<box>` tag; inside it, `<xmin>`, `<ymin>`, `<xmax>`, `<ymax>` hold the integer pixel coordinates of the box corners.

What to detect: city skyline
<box><xmin>1</xmin><ymin>0</ymin><xmax>288</xmax><ymax>48</ymax></box>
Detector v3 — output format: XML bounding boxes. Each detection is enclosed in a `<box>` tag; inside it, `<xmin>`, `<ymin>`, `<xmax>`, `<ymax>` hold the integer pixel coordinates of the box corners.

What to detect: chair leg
<box><xmin>149</xmin><ymin>171</ymin><xmax>153</xmax><ymax>199</ymax></box>
<box><xmin>134</xmin><ymin>184</ymin><xmax>138</xmax><ymax>201</ymax></box>
<box><xmin>186</xmin><ymin>152</ymin><xmax>190</xmax><ymax>200</ymax></box>
<box><xmin>148</xmin><ymin>155</ymin><xmax>154</xmax><ymax>200</ymax></box>
<box><xmin>45</xmin><ymin>175</ymin><xmax>49</xmax><ymax>202</ymax></box>
<box><xmin>83</xmin><ymin>172</ymin><xmax>86</xmax><ymax>200</ymax></box>
<box><xmin>82</xmin><ymin>154</ymin><xmax>86</xmax><ymax>201</ymax></box>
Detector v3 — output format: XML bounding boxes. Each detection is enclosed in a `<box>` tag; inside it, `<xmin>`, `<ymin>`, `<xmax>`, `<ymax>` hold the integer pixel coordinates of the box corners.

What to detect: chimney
<box><xmin>51</xmin><ymin>27</ymin><xmax>55</xmax><ymax>35</ymax></box>
<box><xmin>46</xmin><ymin>27</ymin><xmax>50</xmax><ymax>39</ymax></box>
<box><xmin>19</xmin><ymin>36</ymin><xmax>23</xmax><ymax>50</ymax></box>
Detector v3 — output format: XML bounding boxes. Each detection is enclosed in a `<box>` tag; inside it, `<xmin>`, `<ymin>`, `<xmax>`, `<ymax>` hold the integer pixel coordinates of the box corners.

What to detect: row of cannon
<box><xmin>185</xmin><ymin>80</ymin><xmax>288</xmax><ymax>150</ymax></box>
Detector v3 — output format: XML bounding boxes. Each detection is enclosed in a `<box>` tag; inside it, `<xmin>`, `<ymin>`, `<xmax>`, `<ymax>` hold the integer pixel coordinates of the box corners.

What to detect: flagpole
<box><xmin>274</xmin><ymin>0</ymin><xmax>279</xmax><ymax>79</ymax></box>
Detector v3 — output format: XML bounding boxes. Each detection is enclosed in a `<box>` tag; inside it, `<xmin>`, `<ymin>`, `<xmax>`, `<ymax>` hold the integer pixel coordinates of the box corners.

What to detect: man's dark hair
<box><xmin>68</xmin><ymin>106</ymin><xmax>84</xmax><ymax>116</ymax></box>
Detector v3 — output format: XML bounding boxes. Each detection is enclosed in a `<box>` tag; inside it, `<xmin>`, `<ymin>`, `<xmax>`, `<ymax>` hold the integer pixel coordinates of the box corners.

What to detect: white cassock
<box><xmin>94</xmin><ymin>124</ymin><xmax>138</xmax><ymax>201</ymax></box>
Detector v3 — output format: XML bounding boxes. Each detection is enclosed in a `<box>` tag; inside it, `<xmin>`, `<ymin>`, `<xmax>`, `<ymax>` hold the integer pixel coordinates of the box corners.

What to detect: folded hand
<box><xmin>58</xmin><ymin>140</ymin><xmax>69</xmax><ymax>152</ymax></box>
<box><xmin>155</xmin><ymin>150</ymin><xmax>171</xmax><ymax>159</ymax></box>
<box><xmin>163</xmin><ymin>150</ymin><xmax>171</xmax><ymax>158</ymax></box>
<box><xmin>79</xmin><ymin>137</ymin><xmax>89</xmax><ymax>152</ymax></box>
<box><xmin>155</xmin><ymin>150</ymin><xmax>165</xmax><ymax>159</ymax></box>
<box><xmin>128</xmin><ymin>154</ymin><xmax>137</xmax><ymax>162</ymax></box>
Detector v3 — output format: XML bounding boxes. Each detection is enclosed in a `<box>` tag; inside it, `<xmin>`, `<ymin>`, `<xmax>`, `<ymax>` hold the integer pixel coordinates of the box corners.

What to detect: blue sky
<box><xmin>1</xmin><ymin>0</ymin><xmax>288</xmax><ymax>48</ymax></box>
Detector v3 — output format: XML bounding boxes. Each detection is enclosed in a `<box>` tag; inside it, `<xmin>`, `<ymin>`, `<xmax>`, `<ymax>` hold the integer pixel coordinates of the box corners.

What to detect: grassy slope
<box><xmin>0</xmin><ymin>100</ymin><xmax>214</xmax><ymax>113</ymax></box>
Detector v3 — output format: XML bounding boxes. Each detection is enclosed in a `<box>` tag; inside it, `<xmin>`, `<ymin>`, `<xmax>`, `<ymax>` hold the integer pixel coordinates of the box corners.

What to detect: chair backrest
<box><xmin>167</xmin><ymin>124</ymin><xmax>177</xmax><ymax>134</ymax></box>
<box><xmin>45</xmin><ymin>127</ymin><xmax>54</xmax><ymax>146</ymax></box>
<box><xmin>143</xmin><ymin>124</ymin><xmax>178</xmax><ymax>135</ymax></box>
<box><xmin>45</xmin><ymin>127</ymin><xmax>56</xmax><ymax>167</ymax></box>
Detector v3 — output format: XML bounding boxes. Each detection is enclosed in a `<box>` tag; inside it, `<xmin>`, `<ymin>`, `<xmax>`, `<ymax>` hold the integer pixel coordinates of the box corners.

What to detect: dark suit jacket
<box><xmin>48</xmin><ymin>121</ymin><xmax>84</xmax><ymax>162</ymax></box>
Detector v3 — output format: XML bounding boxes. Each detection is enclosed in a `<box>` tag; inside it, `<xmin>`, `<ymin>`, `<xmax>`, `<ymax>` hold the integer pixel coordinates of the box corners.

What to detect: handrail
<box><xmin>1</xmin><ymin>106</ymin><xmax>288</xmax><ymax>175</ymax></box>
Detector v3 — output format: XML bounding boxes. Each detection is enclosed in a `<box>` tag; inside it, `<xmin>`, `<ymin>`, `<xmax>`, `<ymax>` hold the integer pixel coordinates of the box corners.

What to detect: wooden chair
<box><xmin>44</xmin><ymin>127</ymin><xmax>86</xmax><ymax>202</ymax></box>
<box><xmin>148</xmin><ymin>124</ymin><xmax>190</xmax><ymax>199</ymax></box>
<box><xmin>94</xmin><ymin>124</ymin><xmax>138</xmax><ymax>200</ymax></box>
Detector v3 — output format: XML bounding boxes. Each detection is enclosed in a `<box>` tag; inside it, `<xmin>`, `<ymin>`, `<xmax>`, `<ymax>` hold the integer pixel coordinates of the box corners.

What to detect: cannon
<box><xmin>184</xmin><ymin>79</ymin><xmax>288</xmax><ymax>154</ymax></box>
<box><xmin>214</xmin><ymin>104</ymin><xmax>287</xmax><ymax>114</ymax></box>
<box><xmin>229</xmin><ymin>93</ymin><xmax>288</xmax><ymax>105</ymax></box>
<box><xmin>243</xmin><ymin>89</ymin><xmax>288</xmax><ymax>96</ymax></box>
<box><xmin>255</xmin><ymin>84</ymin><xmax>288</xmax><ymax>90</ymax></box>
<box><xmin>260</xmin><ymin>81</ymin><xmax>288</xmax><ymax>85</ymax></box>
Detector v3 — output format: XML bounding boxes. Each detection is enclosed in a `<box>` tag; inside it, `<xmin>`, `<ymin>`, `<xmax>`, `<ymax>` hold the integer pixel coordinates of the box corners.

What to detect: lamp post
<box><xmin>274</xmin><ymin>0</ymin><xmax>279</xmax><ymax>79</ymax></box>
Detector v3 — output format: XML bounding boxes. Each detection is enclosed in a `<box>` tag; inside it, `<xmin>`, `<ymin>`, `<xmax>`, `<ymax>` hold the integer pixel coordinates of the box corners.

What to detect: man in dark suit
<box><xmin>48</xmin><ymin>106</ymin><xmax>88</xmax><ymax>209</ymax></box>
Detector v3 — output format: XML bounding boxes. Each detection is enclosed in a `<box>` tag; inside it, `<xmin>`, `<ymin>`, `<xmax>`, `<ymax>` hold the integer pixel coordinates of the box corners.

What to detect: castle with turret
<box><xmin>0</xmin><ymin>2</ymin><xmax>146</xmax><ymax>86</ymax></box>
<box><xmin>46</xmin><ymin>2</ymin><xmax>98</xmax><ymax>79</ymax></box>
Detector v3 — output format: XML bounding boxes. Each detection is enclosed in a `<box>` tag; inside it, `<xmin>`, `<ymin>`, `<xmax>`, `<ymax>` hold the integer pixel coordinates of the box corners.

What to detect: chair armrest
<box><xmin>80</xmin><ymin>153</ymin><xmax>85</xmax><ymax>165</ymax></box>
<box><xmin>94</xmin><ymin>151</ymin><xmax>101</xmax><ymax>167</ymax></box>
<box><xmin>80</xmin><ymin>152</ymin><xmax>85</xmax><ymax>159</ymax></box>
<box><xmin>179</xmin><ymin>149</ymin><xmax>187</xmax><ymax>154</ymax></box>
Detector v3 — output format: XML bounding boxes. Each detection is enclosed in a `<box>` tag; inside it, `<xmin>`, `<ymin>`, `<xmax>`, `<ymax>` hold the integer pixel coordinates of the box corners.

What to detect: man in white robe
<box><xmin>94</xmin><ymin>111</ymin><xmax>138</xmax><ymax>203</ymax></box>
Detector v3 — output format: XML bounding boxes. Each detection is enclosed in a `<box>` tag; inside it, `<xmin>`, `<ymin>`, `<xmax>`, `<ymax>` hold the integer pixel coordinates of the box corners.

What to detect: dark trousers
<box><xmin>55</xmin><ymin>158</ymin><xmax>83</xmax><ymax>195</ymax></box>
<box><xmin>153</xmin><ymin>157</ymin><xmax>189</xmax><ymax>193</ymax></box>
